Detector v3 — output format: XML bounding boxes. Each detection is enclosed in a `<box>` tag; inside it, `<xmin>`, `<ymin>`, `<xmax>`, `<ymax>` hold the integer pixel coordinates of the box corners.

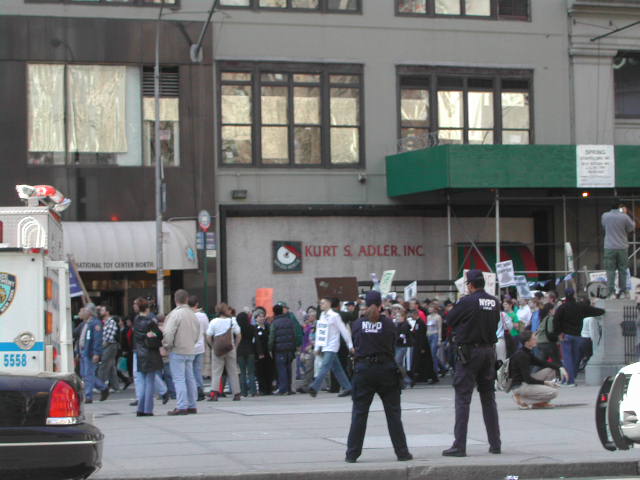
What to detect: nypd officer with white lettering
<box><xmin>442</xmin><ymin>269</ymin><xmax>501</xmax><ymax>457</ymax></box>
<box><xmin>345</xmin><ymin>290</ymin><xmax>413</xmax><ymax>463</ymax></box>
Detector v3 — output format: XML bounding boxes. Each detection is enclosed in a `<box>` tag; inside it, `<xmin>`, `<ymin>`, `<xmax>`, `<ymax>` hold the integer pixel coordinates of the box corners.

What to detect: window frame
<box><xmin>614</xmin><ymin>51</ymin><xmax>640</xmax><ymax>119</ymax></box>
<box><xmin>396</xmin><ymin>65</ymin><xmax>534</xmax><ymax>150</ymax></box>
<box><xmin>394</xmin><ymin>0</ymin><xmax>530</xmax><ymax>21</ymax></box>
<box><xmin>25</xmin><ymin>0</ymin><xmax>180</xmax><ymax>8</ymax></box>
<box><xmin>218</xmin><ymin>0</ymin><xmax>362</xmax><ymax>14</ymax></box>
<box><xmin>217</xmin><ymin>61</ymin><xmax>365</xmax><ymax>169</ymax></box>
<box><xmin>26</xmin><ymin>62</ymin><xmax>183</xmax><ymax>168</ymax></box>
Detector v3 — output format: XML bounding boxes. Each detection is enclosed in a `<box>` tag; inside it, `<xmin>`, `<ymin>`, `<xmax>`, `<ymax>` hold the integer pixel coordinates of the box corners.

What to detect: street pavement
<box><xmin>88</xmin><ymin>377</ymin><xmax>640</xmax><ymax>480</ymax></box>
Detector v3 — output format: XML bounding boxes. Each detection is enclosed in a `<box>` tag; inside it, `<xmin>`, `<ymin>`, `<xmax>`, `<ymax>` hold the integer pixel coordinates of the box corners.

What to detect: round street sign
<box><xmin>198</xmin><ymin>210</ymin><xmax>211</xmax><ymax>232</ymax></box>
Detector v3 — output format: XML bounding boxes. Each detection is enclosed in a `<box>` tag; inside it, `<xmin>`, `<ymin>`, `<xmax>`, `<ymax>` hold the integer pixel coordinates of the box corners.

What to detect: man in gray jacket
<box><xmin>601</xmin><ymin>200</ymin><xmax>636</xmax><ymax>299</ymax></box>
<box><xmin>163</xmin><ymin>289</ymin><xmax>201</xmax><ymax>415</ymax></box>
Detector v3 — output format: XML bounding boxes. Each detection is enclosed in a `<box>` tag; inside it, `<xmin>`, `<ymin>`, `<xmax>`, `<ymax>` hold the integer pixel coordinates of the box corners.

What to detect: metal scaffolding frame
<box><xmin>444</xmin><ymin>191</ymin><xmax>640</xmax><ymax>287</ymax></box>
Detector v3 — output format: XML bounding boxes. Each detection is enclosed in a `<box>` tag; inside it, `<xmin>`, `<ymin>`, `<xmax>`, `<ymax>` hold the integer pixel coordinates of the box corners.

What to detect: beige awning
<box><xmin>63</xmin><ymin>220</ymin><xmax>198</xmax><ymax>272</ymax></box>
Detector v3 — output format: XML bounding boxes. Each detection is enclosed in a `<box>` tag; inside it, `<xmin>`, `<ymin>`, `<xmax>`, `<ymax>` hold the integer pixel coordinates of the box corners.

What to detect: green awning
<box><xmin>386</xmin><ymin>145</ymin><xmax>640</xmax><ymax>197</ymax></box>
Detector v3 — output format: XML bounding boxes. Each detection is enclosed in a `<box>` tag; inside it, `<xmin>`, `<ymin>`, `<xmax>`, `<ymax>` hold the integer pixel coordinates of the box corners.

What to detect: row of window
<box><xmin>26</xmin><ymin>0</ymin><xmax>177</xmax><ymax>6</ymax></box>
<box><xmin>27</xmin><ymin>0</ymin><xmax>530</xmax><ymax>19</ymax></box>
<box><xmin>26</xmin><ymin>61</ymin><xmax>535</xmax><ymax>168</ymax></box>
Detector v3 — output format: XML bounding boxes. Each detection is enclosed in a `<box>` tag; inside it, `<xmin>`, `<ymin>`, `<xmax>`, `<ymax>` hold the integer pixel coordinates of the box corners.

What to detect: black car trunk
<box><xmin>0</xmin><ymin>373</ymin><xmax>82</xmax><ymax>427</ymax></box>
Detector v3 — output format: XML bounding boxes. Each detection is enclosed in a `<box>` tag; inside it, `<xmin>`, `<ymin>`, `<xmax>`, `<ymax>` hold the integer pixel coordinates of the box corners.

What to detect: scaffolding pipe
<box><xmin>447</xmin><ymin>193</ymin><xmax>452</xmax><ymax>281</ymax></box>
<box><xmin>495</xmin><ymin>189</ymin><xmax>500</xmax><ymax>269</ymax></box>
<box><xmin>563</xmin><ymin>195</ymin><xmax>568</xmax><ymax>272</ymax></box>
<box><xmin>634</xmin><ymin>197</ymin><xmax>637</xmax><ymax>277</ymax></box>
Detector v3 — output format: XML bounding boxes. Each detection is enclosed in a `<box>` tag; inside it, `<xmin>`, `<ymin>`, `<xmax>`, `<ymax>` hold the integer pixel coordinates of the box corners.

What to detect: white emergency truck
<box><xmin>0</xmin><ymin>186</ymin><xmax>73</xmax><ymax>374</ymax></box>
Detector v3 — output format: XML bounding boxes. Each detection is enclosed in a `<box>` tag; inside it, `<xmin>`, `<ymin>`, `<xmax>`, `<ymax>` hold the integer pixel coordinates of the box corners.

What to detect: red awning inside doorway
<box><xmin>458</xmin><ymin>244</ymin><xmax>538</xmax><ymax>279</ymax></box>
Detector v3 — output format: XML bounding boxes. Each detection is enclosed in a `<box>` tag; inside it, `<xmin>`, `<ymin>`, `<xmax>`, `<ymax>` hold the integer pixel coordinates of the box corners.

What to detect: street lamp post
<box><xmin>155</xmin><ymin>6</ymin><xmax>165</xmax><ymax>314</ymax></box>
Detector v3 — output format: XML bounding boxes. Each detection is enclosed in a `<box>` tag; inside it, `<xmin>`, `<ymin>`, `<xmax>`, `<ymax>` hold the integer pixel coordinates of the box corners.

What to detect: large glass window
<box><xmin>397</xmin><ymin>67</ymin><xmax>531</xmax><ymax>151</ymax></box>
<box><xmin>142</xmin><ymin>66</ymin><xmax>181</xmax><ymax>167</ymax></box>
<box><xmin>397</xmin><ymin>0</ymin><xmax>528</xmax><ymax>19</ymax></box>
<box><xmin>26</xmin><ymin>0</ymin><xmax>177</xmax><ymax>6</ymax></box>
<box><xmin>219</xmin><ymin>62</ymin><xmax>363</xmax><ymax>167</ymax></box>
<box><xmin>614</xmin><ymin>52</ymin><xmax>640</xmax><ymax>118</ymax></box>
<box><xmin>28</xmin><ymin>64</ymin><xmax>143</xmax><ymax>166</ymax></box>
<box><xmin>220</xmin><ymin>0</ymin><xmax>359</xmax><ymax>12</ymax></box>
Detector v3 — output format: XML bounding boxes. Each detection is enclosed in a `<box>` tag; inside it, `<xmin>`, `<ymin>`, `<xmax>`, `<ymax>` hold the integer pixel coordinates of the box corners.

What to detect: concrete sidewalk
<box><xmin>89</xmin><ymin>381</ymin><xmax>640</xmax><ymax>480</ymax></box>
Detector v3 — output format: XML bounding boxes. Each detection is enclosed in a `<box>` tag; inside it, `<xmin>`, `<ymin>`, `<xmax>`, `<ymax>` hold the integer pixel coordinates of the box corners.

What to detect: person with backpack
<box><xmin>534</xmin><ymin>303</ymin><xmax>561</xmax><ymax>365</ymax></box>
<box><xmin>509</xmin><ymin>330</ymin><xmax>568</xmax><ymax>409</ymax></box>
<box><xmin>206</xmin><ymin>303</ymin><xmax>242</xmax><ymax>401</ymax></box>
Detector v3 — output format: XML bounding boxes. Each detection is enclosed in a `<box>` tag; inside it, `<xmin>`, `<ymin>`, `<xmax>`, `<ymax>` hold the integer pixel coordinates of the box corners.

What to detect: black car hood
<box><xmin>0</xmin><ymin>373</ymin><xmax>83</xmax><ymax>427</ymax></box>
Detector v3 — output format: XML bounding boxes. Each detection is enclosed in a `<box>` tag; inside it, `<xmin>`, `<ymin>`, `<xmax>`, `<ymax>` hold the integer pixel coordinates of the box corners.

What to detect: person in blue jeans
<box><xmin>79</xmin><ymin>305</ymin><xmax>109</xmax><ymax>403</ymax></box>
<box><xmin>308</xmin><ymin>297</ymin><xmax>354</xmax><ymax>398</ymax></box>
<box><xmin>132</xmin><ymin>297</ymin><xmax>163</xmax><ymax>416</ymax></box>
<box><xmin>269</xmin><ymin>304</ymin><xmax>302</xmax><ymax>395</ymax></box>
<box><xmin>163</xmin><ymin>290</ymin><xmax>201</xmax><ymax>415</ymax></box>
<box><xmin>553</xmin><ymin>289</ymin><xmax>605</xmax><ymax>386</ymax></box>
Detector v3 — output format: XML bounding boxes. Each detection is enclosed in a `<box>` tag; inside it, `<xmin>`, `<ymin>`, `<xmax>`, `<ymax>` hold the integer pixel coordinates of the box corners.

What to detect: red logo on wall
<box><xmin>273</xmin><ymin>241</ymin><xmax>303</xmax><ymax>273</ymax></box>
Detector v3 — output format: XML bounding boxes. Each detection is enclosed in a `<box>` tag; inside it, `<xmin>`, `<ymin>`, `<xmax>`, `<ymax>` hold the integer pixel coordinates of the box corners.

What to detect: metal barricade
<box><xmin>621</xmin><ymin>305</ymin><xmax>639</xmax><ymax>365</ymax></box>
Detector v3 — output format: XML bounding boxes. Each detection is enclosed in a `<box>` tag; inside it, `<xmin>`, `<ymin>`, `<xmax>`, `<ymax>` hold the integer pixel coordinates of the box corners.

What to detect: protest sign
<box><xmin>314</xmin><ymin>277</ymin><xmax>359</xmax><ymax>301</ymax></box>
<box><xmin>404</xmin><ymin>281</ymin><xmax>418</xmax><ymax>301</ymax></box>
<box><xmin>515</xmin><ymin>275</ymin><xmax>532</xmax><ymax>298</ymax></box>
<box><xmin>496</xmin><ymin>260</ymin><xmax>516</xmax><ymax>287</ymax></box>
<box><xmin>255</xmin><ymin>288</ymin><xmax>274</xmax><ymax>317</ymax></box>
<box><xmin>379</xmin><ymin>270</ymin><xmax>396</xmax><ymax>295</ymax></box>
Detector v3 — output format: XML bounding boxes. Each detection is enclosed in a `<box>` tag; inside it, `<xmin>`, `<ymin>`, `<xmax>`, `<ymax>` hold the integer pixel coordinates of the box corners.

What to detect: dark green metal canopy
<box><xmin>385</xmin><ymin>145</ymin><xmax>640</xmax><ymax>197</ymax></box>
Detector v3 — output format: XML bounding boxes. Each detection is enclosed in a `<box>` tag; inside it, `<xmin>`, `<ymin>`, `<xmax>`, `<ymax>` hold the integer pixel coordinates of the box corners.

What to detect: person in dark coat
<box><xmin>552</xmin><ymin>288</ymin><xmax>605</xmax><ymax>386</ymax></box>
<box><xmin>254</xmin><ymin>308</ymin><xmax>274</xmax><ymax>395</ymax></box>
<box><xmin>133</xmin><ymin>297</ymin><xmax>163</xmax><ymax>416</ymax></box>
<box><xmin>269</xmin><ymin>304</ymin><xmax>300</xmax><ymax>395</ymax></box>
<box><xmin>237</xmin><ymin>312</ymin><xmax>257</xmax><ymax>397</ymax></box>
<box><xmin>409</xmin><ymin>309</ymin><xmax>438</xmax><ymax>384</ymax></box>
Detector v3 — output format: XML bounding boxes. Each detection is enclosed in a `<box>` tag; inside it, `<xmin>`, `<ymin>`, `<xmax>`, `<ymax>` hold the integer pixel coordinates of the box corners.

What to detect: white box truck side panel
<box><xmin>0</xmin><ymin>253</ymin><xmax>45</xmax><ymax>374</ymax></box>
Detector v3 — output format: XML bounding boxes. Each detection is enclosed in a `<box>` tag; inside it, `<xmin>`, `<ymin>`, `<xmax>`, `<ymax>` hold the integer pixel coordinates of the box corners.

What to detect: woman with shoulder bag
<box><xmin>132</xmin><ymin>297</ymin><xmax>163</xmax><ymax>417</ymax></box>
<box><xmin>206</xmin><ymin>303</ymin><xmax>242</xmax><ymax>401</ymax></box>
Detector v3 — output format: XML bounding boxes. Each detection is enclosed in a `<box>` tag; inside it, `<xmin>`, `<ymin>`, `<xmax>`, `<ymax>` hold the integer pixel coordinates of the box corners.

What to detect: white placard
<box><xmin>515</xmin><ymin>275</ymin><xmax>532</xmax><ymax>298</ymax></box>
<box><xmin>455</xmin><ymin>276</ymin><xmax>468</xmax><ymax>296</ymax></box>
<box><xmin>404</xmin><ymin>281</ymin><xmax>418</xmax><ymax>301</ymax></box>
<box><xmin>577</xmin><ymin>145</ymin><xmax>615</xmax><ymax>188</ymax></box>
<box><xmin>315</xmin><ymin>319</ymin><xmax>328</xmax><ymax>348</ymax></box>
<box><xmin>496</xmin><ymin>260</ymin><xmax>516</xmax><ymax>287</ymax></box>
<box><xmin>483</xmin><ymin>272</ymin><xmax>497</xmax><ymax>297</ymax></box>
<box><xmin>379</xmin><ymin>270</ymin><xmax>396</xmax><ymax>295</ymax></box>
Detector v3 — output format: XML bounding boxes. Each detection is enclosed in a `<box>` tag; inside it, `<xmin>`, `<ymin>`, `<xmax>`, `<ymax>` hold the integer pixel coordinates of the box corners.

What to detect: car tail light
<box><xmin>47</xmin><ymin>381</ymin><xmax>82</xmax><ymax>425</ymax></box>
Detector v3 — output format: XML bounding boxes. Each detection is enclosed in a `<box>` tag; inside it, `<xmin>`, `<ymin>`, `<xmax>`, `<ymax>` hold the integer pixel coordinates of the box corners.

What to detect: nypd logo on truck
<box><xmin>0</xmin><ymin>272</ymin><xmax>16</xmax><ymax>315</ymax></box>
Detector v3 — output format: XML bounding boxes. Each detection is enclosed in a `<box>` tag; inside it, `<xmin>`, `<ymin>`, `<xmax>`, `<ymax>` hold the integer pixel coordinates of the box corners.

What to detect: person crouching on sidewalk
<box><xmin>509</xmin><ymin>330</ymin><xmax>568</xmax><ymax>409</ymax></box>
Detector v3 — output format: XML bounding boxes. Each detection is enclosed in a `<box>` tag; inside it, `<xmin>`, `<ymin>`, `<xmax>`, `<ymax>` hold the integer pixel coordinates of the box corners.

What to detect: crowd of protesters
<box><xmin>72</xmin><ymin>281</ymin><xmax>615</xmax><ymax>414</ymax></box>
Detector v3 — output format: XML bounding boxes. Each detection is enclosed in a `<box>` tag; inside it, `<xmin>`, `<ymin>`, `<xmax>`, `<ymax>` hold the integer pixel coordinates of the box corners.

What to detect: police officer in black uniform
<box><xmin>345</xmin><ymin>290</ymin><xmax>413</xmax><ymax>463</ymax></box>
<box><xmin>442</xmin><ymin>269</ymin><xmax>501</xmax><ymax>457</ymax></box>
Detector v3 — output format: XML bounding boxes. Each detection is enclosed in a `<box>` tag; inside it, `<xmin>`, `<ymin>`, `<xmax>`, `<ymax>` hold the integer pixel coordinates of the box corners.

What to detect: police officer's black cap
<box><xmin>365</xmin><ymin>290</ymin><xmax>382</xmax><ymax>307</ymax></box>
<box><xmin>466</xmin><ymin>269</ymin><xmax>484</xmax><ymax>283</ymax></box>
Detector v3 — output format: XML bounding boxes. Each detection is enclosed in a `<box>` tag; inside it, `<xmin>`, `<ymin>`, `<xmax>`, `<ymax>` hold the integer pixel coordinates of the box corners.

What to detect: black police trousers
<box><xmin>346</xmin><ymin>361</ymin><xmax>410</xmax><ymax>460</ymax></box>
<box><xmin>452</xmin><ymin>345</ymin><xmax>501</xmax><ymax>452</ymax></box>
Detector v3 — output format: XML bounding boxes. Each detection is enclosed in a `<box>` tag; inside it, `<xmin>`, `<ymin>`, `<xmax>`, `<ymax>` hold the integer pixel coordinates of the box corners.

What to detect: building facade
<box><xmin>1</xmin><ymin>1</ymin><xmax>215</xmax><ymax>314</ymax></box>
<box><xmin>2</xmin><ymin>0</ymin><xmax>639</xmax><ymax>312</ymax></box>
